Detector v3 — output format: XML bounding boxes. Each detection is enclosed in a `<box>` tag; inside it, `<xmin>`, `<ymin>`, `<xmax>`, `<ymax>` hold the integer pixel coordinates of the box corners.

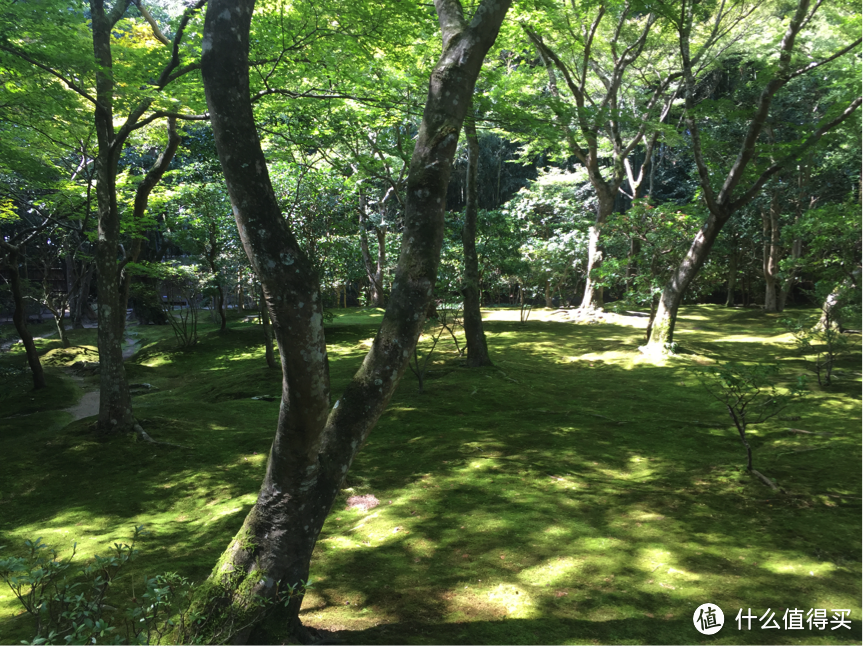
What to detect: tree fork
<box><xmin>193</xmin><ymin>0</ymin><xmax>511</xmax><ymax>642</ymax></box>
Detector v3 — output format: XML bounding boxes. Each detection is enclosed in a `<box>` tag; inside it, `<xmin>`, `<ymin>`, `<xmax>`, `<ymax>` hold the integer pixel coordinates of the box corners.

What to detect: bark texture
<box><xmin>193</xmin><ymin>0</ymin><xmax>511</xmax><ymax>641</ymax></box>
<box><xmin>462</xmin><ymin>118</ymin><xmax>492</xmax><ymax>367</ymax></box>
<box><xmin>88</xmin><ymin>0</ymin><xmax>206</xmax><ymax>432</ymax></box>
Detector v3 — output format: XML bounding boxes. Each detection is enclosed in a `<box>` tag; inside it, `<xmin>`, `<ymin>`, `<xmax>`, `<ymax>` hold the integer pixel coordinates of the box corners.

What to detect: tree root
<box><xmin>750</xmin><ymin>469</ymin><xmax>780</xmax><ymax>491</ymax></box>
<box><xmin>133</xmin><ymin>420</ymin><xmax>192</xmax><ymax>449</ymax></box>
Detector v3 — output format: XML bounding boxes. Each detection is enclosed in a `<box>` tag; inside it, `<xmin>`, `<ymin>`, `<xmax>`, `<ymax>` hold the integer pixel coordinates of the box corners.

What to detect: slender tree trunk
<box><xmin>71</xmin><ymin>263</ymin><xmax>94</xmax><ymax>329</ymax></box>
<box><xmin>725</xmin><ymin>247</ymin><xmax>738</xmax><ymax>307</ymax></box>
<box><xmin>643</xmin><ymin>0</ymin><xmax>861</xmax><ymax>350</ymax></box>
<box><xmin>194</xmin><ymin>1</ymin><xmax>510</xmax><ymax>642</ymax></box>
<box><xmin>7</xmin><ymin>249</ymin><xmax>46</xmax><ymax>389</ymax></box>
<box><xmin>462</xmin><ymin>117</ymin><xmax>492</xmax><ymax>367</ymax></box>
<box><xmin>91</xmin><ymin>0</ymin><xmax>135</xmax><ymax>433</ymax></box>
<box><xmin>778</xmin><ymin>236</ymin><xmax>801</xmax><ymax>310</ymax></box>
<box><xmin>358</xmin><ymin>191</ymin><xmax>386</xmax><ymax>307</ymax></box>
<box><xmin>120</xmin><ymin>117</ymin><xmax>181</xmax><ymax>334</ymax></box>
<box><xmin>579</xmin><ymin>189</ymin><xmax>615</xmax><ymax>310</ymax></box>
<box><xmin>216</xmin><ymin>284</ymin><xmax>227</xmax><ymax>331</ymax></box>
<box><xmin>762</xmin><ymin>193</ymin><xmax>781</xmax><ymax>312</ymax></box>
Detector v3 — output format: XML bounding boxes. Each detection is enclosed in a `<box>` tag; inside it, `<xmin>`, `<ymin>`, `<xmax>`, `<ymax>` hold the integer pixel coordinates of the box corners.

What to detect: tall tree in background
<box><xmin>1</xmin><ymin>0</ymin><xmax>209</xmax><ymax>432</ymax></box>
<box><xmin>462</xmin><ymin>115</ymin><xmax>493</xmax><ymax>366</ymax></box>
<box><xmin>645</xmin><ymin>0</ymin><xmax>862</xmax><ymax>350</ymax></box>
<box><xmin>87</xmin><ymin>0</ymin><xmax>206</xmax><ymax>433</ymax></box>
<box><xmin>194</xmin><ymin>0</ymin><xmax>510</xmax><ymax>640</ymax></box>
<box><xmin>522</xmin><ymin>3</ymin><xmax>679</xmax><ymax>310</ymax></box>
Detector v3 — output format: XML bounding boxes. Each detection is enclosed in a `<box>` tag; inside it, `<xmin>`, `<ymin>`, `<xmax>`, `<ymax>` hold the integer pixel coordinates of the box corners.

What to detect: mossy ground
<box><xmin>0</xmin><ymin>305</ymin><xmax>860</xmax><ymax>644</ymax></box>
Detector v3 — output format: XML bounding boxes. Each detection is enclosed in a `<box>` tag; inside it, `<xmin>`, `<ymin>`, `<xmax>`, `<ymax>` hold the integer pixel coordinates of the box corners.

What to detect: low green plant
<box><xmin>0</xmin><ymin>527</ymin><xmax>196</xmax><ymax>645</ymax></box>
<box><xmin>0</xmin><ymin>522</ymin><xmax>312</xmax><ymax>645</ymax></box>
<box><xmin>698</xmin><ymin>363</ymin><xmax>807</xmax><ymax>489</ymax></box>
<box><xmin>782</xmin><ymin>314</ymin><xmax>850</xmax><ymax>386</ymax></box>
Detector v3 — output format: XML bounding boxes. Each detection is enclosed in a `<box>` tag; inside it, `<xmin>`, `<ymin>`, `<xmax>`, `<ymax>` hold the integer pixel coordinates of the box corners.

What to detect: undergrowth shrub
<box><xmin>782</xmin><ymin>315</ymin><xmax>850</xmax><ymax>386</ymax></box>
<box><xmin>698</xmin><ymin>363</ymin><xmax>807</xmax><ymax>489</ymax></box>
<box><xmin>0</xmin><ymin>527</ymin><xmax>312</xmax><ymax>645</ymax></box>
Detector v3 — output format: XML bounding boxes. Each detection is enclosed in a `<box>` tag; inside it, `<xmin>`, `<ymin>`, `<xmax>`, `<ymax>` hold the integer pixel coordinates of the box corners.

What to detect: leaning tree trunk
<box><xmin>192</xmin><ymin>0</ymin><xmax>511</xmax><ymax>642</ymax></box>
<box><xmin>7</xmin><ymin>249</ymin><xmax>46</xmax><ymax>390</ymax></box>
<box><xmin>461</xmin><ymin>117</ymin><xmax>492</xmax><ymax>367</ymax></box>
<box><xmin>120</xmin><ymin>116</ymin><xmax>181</xmax><ymax>334</ymax></box>
<box><xmin>646</xmin><ymin>209</ymin><xmax>731</xmax><ymax>348</ymax></box>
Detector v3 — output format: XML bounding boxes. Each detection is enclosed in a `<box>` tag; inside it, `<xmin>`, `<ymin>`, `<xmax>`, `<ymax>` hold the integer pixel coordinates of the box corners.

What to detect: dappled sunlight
<box><xmin>2</xmin><ymin>307</ymin><xmax>860</xmax><ymax>644</ymax></box>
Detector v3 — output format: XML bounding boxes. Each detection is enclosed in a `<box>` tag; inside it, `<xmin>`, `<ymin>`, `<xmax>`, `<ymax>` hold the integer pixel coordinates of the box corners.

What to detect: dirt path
<box><xmin>63</xmin><ymin>336</ymin><xmax>141</xmax><ymax>422</ymax></box>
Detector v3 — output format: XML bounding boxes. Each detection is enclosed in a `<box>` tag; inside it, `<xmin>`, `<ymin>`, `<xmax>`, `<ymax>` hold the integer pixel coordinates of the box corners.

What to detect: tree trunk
<box><xmin>50</xmin><ymin>307</ymin><xmax>71</xmax><ymax>348</ymax></box>
<box><xmin>778</xmin><ymin>236</ymin><xmax>801</xmax><ymax>310</ymax></box>
<box><xmin>645</xmin><ymin>0</ymin><xmax>861</xmax><ymax>349</ymax></box>
<box><xmin>461</xmin><ymin>117</ymin><xmax>492</xmax><ymax>367</ymax></box>
<box><xmin>260</xmin><ymin>292</ymin><xmax>277</xmax><ymax>370</ymax></box>
<box><xmin>216</xmin><ymin>283</ymin><xmax>227</xmax><ymax>332</ymax></box>
<box><xmin>91</xmin><ymin>0</ymin><xmax>135</xmax><ymax>434</ymax></box>
<box><xmin>725</xmin><ymin>247</ymin><xmax>737</xmax><ymax>307</ymax></box>
<box><xmin>762</xmin><ymin>193</ymin><xmax>781</xmax><ymax>312</ymax></box>
<box><xmin>193</xmin><ymin>0</ymin><xmax>510</xmax><ymax>641</ymax></box>
<box><xmin>817</xmin><ymin>269</ymin><xmax>860</xmax><ymax>330</ymax></box>
<box><xmin>120</xmin><ymin>116</ymin><xmax>181</xmax><ymax>334</ymax></box>
<box><xmin>70</xmin><ymin>262</ymin><xmax>94</xmax><ymax>329</ymax></box>
<box><xmin>579</xmin><ymin>189</ymin><xmax>615</xmax><ymax>310</ymax></box>
<box><xmin>646</xmin><ymin>209</ymin><xmax>731</xmax><ymax>348</ymax></box>
<box><xmin>358</xmin><ymin>191</ymin><xmax>386</xmax><ymax>308</ymax></box>
<box><xmin>8</xmin><ymin>249</ymin><xmax>46</xmax><ymax>390</ymax></box>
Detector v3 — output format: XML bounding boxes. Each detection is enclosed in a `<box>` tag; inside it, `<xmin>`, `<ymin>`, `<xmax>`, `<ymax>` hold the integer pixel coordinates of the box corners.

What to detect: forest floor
<box><xmin>0</xmin><ymin>305</ymin><xmax>860</xmax><ymax>645</ymax></box>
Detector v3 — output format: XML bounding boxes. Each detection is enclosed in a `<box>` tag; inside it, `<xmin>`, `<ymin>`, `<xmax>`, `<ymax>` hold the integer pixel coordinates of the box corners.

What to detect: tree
<box><xmin>644</xmin><ymin>0</ymin><xmax>862</xmax><ymax>351</ymax></box>
<box><xmin>190</xmin><ymin>0</ymin><xmax>511</xmax><ymax>641</ymax></box>
<box><xmin>1</xmin><ymin>0</ymin><xmax>209</xmax><ymax>433</ymax></box>
<box><xmin>0</xmin><ymin>203</ymin><xmax>50</xmax><ymax>390</ymax></box>
<box><xmin>462</xmin><ymin>115</ymin><xmax>493</xmax><ymax>366</ymax></box>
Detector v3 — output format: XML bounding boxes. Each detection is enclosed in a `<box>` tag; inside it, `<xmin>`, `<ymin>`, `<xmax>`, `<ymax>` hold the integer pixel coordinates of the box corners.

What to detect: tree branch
<box><xmin>730</xmin><ymin>96</ymin><xmax>862</xmax><ymax>211</ymax></box>
<box><xmin>134</xmin><ymin>0</ymin><xmax>171</xmax><ymax>46</ymax></box>
<box><xmin>0</xmin><ymin>45</ymin><xmax>98</xmax><ymax>106</ymax></box>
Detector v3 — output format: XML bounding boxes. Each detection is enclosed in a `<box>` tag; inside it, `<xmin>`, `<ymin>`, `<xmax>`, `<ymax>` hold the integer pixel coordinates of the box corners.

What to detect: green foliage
<box><xmin>0</xmin><ymin>307</ymin><xmax>861</xmax><ymax>643</ymax></box>
<box><xmin>0</xmin><ymin>527</ymin><xmax>196</xmax><ymax>645</ymax></box>
<box><xmin>782</xmin><ymin>313</ymin><xmax>851</xmax><ymax>387</ymax></box>
<box><xmin>698</xmin><ymin>362</ymin><xmax>807</xmax><ymax>476</ymax></box>
<box><xmin>0</xmin><ymin>513</ymin><xmax>311</xmax><ymax>646</ymax></box>
<box><xmin>502</xmin><ymin>169</ymin><xmax>592</xmax><ymax>303</ymax></box>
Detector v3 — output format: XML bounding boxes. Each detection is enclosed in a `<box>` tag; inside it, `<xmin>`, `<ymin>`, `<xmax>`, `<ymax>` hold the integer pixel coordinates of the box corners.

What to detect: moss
<box><xmin>1</xmin><ymin>308</ymin><xmax>860</xmax><ymax>645</ymax></box>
